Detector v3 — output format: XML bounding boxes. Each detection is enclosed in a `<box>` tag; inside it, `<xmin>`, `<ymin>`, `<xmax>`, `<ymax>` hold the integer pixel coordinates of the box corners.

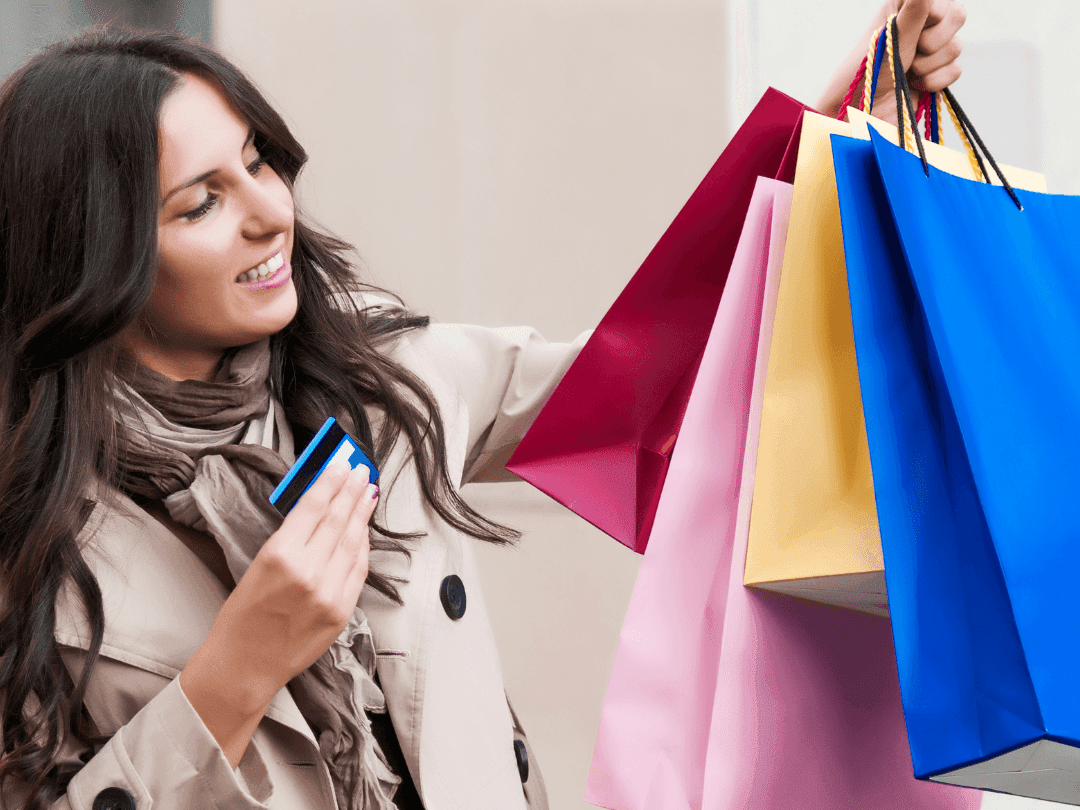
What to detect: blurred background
<box><xmin>0</xmin><ymin>1</ymin><xmax>1065</xmax><ymax>808</ymax></box>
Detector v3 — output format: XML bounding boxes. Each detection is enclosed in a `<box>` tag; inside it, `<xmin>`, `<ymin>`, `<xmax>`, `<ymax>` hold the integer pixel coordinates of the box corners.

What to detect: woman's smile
<box><xmin>235</xmin><ymin>249</ymin><xmax>291</xmax><ymax>287</ymax></box>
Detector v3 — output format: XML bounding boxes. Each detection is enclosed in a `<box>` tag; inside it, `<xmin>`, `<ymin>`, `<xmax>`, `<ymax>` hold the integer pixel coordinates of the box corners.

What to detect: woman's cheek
<box><xmin>177</xmin><ymin>226</ymin><xmax>232</xmax><ymax>286</ymax></box>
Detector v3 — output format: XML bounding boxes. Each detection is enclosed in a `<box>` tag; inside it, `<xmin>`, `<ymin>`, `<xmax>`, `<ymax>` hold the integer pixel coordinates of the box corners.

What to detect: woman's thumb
<box><xmin>894</xmin><ymin>0</ymin><xmax>932</xmax><ymax>70</ymax></box>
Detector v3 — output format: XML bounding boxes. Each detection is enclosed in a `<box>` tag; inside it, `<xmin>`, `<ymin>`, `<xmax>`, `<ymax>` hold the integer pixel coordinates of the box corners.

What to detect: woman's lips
<box><xmin>238</xmin><ymin>258</ymin><xmax>291</xmax><ymax>290</ymax></box>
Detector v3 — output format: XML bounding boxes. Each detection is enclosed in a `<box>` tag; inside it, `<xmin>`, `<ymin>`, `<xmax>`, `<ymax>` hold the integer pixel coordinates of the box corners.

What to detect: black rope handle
<box><xmin>943</xmin><ymin>89</ymin><xmax>991</xmax><ymax>187</ymax></box>
<box><xmin>888</xmin><ymin>17</ymin><xmax>1023</xmax><ymax>212</ymax></box>
<box><xmin>942</xmin><ymin>88</ymin><xmax>1023</xmax><ymax>210</ymax></box>
<box><xmin>890</xmin><ymin>18</ymin><xmax>928</xmax><ymax>172</ymax></box>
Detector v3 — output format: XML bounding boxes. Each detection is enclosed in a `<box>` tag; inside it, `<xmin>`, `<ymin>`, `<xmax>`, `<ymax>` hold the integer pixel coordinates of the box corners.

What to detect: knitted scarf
<box><xmin>113</xmin><ymin>339</ymin><xmax>399</xmax><ymax>810</ymax></box>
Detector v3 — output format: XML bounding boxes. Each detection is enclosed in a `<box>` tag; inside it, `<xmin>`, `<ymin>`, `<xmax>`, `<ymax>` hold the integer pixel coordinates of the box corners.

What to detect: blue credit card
<box><xmin>269</xmin><ymin>417</ymin><xmax>379</xmax><ymax>517</ymax></box>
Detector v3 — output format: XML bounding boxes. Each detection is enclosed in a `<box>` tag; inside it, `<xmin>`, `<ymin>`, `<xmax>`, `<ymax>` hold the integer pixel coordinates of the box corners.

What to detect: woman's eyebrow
<box><xmin>161</xmin><ymin>127</ymin><xmax>256</xmax><ymax>206</ymax></box>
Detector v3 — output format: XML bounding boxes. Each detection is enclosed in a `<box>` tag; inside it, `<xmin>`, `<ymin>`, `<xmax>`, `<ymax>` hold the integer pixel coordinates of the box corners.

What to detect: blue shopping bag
<box><xmin>832</xmin><ymin>127</ymin><xmax>1080</xmax><ymax>804</ymax></box>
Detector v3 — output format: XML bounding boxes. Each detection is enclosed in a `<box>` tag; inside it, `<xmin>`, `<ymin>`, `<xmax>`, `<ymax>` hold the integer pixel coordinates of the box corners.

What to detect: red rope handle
<box><xmin>838</xmin><ymin>55</ymin><xmax>869</xmax><ymax>120</ymax></box>
<box><xmin>915</xmin><ymin>92</ymin><xmax>932</xmax><ymax>141</ymax></box>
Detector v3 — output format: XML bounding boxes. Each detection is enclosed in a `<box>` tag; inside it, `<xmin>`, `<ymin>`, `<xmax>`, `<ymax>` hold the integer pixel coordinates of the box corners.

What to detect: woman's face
<box><xmin>124</xmin><ymin>73</ymin><xmax>297</xmax><ymax>382</ymax></box>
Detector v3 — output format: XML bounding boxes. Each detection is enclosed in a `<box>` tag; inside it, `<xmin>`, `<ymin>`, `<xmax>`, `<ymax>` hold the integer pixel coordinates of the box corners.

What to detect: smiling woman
<box><xmin>0</xmin><ymin>25</ymin><xmax>578</xmax><ymax>810</ymax></box>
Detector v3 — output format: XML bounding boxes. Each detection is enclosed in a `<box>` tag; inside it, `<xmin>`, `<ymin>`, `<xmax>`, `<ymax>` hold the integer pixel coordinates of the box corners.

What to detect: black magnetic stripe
<box><xmin>273</xmin><ymin>421</ymin><xmax>346</xmax><ymax>516</ymax></box>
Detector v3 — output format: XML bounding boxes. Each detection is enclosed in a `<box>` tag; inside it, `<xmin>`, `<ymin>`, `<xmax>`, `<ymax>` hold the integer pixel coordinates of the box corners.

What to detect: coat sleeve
<box><xmin>2</xmin><ymin>675</ymin><xmax>272</xmax><ymax>810</ymax></box>
<box><xmin>407</xmin><ymin>322</ymin><xmax>593</xmax><ymax>485</ymax></box>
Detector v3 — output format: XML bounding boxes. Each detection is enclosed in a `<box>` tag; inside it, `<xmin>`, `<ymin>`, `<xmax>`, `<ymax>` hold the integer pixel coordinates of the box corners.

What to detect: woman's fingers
<box><xmin>895</xmin><ymin>0</ymin><xmax>936</xmax><ymax>68</ymax></box>
<box><xmin>330</xmin><ymin>483</ymin><xmax>377</xmax><ymax>604</ymax></box>
<box><xmin>306</xmin><ymin>464</ymin><xmax>370</xmax><ymax>566</ymax></box>
<box><xmin>265</xmin><ymin>459</ymin><xmax>352</xmax><ymax>553</ymax></box>
<box><xmin>916</xmin><ymin>1</ymin><xmax>967</xmax><ymax>56</ymax></box>
<box><xmin>911</xmin><ymin>35</ymin><xmax>962</xmax><ymax>77</ymax></box>
<box><xmin>911</xmin><ymin>60</ymin><xmax>963</xmax><ymax>94</ymax></box>
<box><xmin>869</xmin><ymin>0</ymin><xmax>965</xmax><ymax>119</ymax></box>
<box><xmin>909</xmin><ymin>2</ymin><xmax>965</xmax><ymax>92</ymax></box>
<box><xmin>895</xmin><ymin>0</ymin><xmax>965</xmax><ymax>70</ymax></box>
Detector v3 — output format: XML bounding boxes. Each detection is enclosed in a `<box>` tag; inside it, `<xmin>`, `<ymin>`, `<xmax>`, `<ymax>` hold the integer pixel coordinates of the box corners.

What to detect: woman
<box><xmin>0</xmin><ymin>2</ymin><xmax>965</xmax><ymax>809</ymax></box>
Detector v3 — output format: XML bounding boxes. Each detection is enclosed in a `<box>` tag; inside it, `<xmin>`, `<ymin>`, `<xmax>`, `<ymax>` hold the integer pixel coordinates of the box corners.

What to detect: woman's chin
<box><xmin>243</xmin><ymin>282</ymin><xmax>299</xmax><ymax>339</ymax></box>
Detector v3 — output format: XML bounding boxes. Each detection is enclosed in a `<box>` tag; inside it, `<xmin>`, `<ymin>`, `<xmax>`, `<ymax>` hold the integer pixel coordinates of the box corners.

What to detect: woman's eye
<box><xmin>180</xmin><ymin>156</ymin><xmax>267</xmax><ymax>222</ymax></box>
<box><xmin>182</xmin><ymin>193</ymin><xmax>218</xmax><ymax>222</ymax></box>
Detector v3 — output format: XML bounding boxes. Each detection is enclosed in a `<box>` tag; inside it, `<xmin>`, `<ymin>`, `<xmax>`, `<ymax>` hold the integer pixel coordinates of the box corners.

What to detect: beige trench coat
<box><xmin>5</xmin><ymin>314</ymin><xmax>590</xmax><ymax>810</ymax></box>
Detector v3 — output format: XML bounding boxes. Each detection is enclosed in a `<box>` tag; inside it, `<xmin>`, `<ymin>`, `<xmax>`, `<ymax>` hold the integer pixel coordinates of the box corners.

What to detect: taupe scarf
<box><xmin>114</xmin><ymin>340</ymin><xmax>399</xmax><ymax>810</ymax></box>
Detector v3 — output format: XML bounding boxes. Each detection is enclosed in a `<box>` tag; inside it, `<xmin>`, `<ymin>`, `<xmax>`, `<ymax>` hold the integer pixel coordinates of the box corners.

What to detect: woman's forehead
<box><xmin>158</xmin><ymin>74</ymin><xmax>250</xmax><ymax>190</ymax></box>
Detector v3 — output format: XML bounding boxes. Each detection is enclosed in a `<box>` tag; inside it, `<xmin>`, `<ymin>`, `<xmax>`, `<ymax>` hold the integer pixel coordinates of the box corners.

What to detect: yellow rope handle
<box><xmin>941</xmin><ymin>92</ymin><xmax>985</xmax><ymax>180</ymax></box>
<box><xmin>884</xmin><ymin>15</ymin><xmax>916</xmax><ymax>149</ymax></box>
<box><xmin>861</xmin><ymin>23</ymin><xmax>888</xmax><ymax>112</ymax></box>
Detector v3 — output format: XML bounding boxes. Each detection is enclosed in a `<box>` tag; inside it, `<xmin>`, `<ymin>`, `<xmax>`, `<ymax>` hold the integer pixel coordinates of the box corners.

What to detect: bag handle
<box><xmin>839</xmin><ymin>22</ymin><xmax>939</xmax><ymax>145</ymax></box>
<box><xmin>887</xmin><ymin>15</ymin><xmax>1024</xmax><ymax>211</ymax></box>
<box><xmin>838</xmin><ymin>15</ymin><xmax>1023</xmax><ymax>211</ymax></box>
<box><xmin>838</xmin><ymin>25</ymin><xmax>914</xmax><ymax>129</ymax></box>
<box><xmin>839</xmin><ymin>21</ymin><xmax>936</xmax><ymax>142</ymax></box>
<box><xmin>887</xmin><ymin>17</ymin><xmax>930</xmax><ymax>169</ymax></box>
<box><xmin>839</xmin><ymin>20</ymin><xmax>982</xmax><ymax>147</ymax></box>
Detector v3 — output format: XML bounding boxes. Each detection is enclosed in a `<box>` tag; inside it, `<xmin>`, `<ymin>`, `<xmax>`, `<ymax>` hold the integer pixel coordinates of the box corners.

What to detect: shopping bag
<box><xmin>741</xmin><ymin>22</ymin><xmax>897</xmax><ymax>612</ymax></box>
<box><xmin>742</xmin><ymin>108</ymin><xmax>888</xmax><ymax>613</ymax></box>
<box><xmin>506</xmin><ymin>88</ymin><xmax>809</xmax><ymax>554</ymax></box>
<box><xmin>743</xmin><ymin>19</ymin><xmax>1044</xmax><ymax>612</ymax></box>
<box><xmin>835</xmin><ymin>116</ymin><xmax>1080</xmax><ymax>804</ymax></box>
<box><xmin>586</xmin><ymin>176</ymin><xmax>788</xmax><ymax>809</ymax></box>
<box><xmin>586</xmin><ymin>176</ymin><xmax>978</xmax><ymax>810</ymax></box>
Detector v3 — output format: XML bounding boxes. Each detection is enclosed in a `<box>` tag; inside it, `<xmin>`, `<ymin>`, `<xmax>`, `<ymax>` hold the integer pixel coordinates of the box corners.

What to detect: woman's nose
<box><xmin>240</xmin><ymin>174</ymin><xmax>293</xmax><ymax>239</ymax></box>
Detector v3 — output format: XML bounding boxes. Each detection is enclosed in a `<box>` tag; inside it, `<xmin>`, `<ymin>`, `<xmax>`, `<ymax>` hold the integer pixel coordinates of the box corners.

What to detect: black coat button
<box><xmin>92</xmin><ymin>787</ymin><xmax>135</xmax><ymax>810</ymax></box>
<box><xmin>514</xmin><ymin>739</ymin><xmax>529</xmax><ymax>783</ymax></box>
<box><xmin>439</xmin><ymin>574</ymin><xmax>466</xmax><ymax>620</ymax></box>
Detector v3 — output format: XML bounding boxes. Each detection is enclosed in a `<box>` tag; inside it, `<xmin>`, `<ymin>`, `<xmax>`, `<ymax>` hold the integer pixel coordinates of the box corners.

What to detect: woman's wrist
<box><xmin>816</xmin><ymin>54</ymin><xmax>859</xmax><ymax>117</ymax></box>
<box><xmin>179</xmin><ymin>633</ymin><xmax>277</xmax><ymax>768</ymax></box>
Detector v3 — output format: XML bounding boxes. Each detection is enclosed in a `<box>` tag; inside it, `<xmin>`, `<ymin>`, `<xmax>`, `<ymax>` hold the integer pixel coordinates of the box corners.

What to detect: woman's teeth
<box><xmin>236</xmin><ymin>251</ymin><xmax>285</xmax><ymax>283</ymax></box>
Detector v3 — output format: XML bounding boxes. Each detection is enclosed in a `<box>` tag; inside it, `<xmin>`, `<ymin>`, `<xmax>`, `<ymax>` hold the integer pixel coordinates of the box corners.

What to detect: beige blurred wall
<box><xmin>214</xmin><ymin>3</ymin><xmax>728</xmax><ymax>808</ymax></box>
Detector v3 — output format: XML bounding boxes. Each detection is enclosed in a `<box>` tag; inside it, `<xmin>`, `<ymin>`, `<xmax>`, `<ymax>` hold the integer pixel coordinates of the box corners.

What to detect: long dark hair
<box><xmin>0</xmin><ymin>26</ymin><xmax>520</xmax><ymax>808</ymax></box>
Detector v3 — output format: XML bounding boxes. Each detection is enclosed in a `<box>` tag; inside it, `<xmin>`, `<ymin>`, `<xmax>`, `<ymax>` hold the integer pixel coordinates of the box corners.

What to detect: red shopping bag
<box><xmin>506</xmin><ymin>88</ymin><xmax>810</xmax><ymax>553</ymax></box>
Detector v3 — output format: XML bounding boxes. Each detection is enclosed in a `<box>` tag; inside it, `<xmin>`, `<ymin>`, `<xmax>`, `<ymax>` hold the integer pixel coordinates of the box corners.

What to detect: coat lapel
<box><xmin>54</xmin><ymin>491</ymin><xmax>319</xmax><ymax>748</ymax></box>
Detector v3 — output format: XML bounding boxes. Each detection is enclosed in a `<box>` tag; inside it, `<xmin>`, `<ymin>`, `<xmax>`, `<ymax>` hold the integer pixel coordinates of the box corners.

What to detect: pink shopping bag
<box><xmin>585</xmin><ymin>175</ymin><xmax>980</xmax><ymax>810</ymax></box>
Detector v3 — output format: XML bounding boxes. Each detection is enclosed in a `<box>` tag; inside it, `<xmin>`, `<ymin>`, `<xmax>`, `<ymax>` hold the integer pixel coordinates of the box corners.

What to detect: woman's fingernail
<box><xmin>370</xmin><ymin>484</ymin><xmax>380</xmax><ymax>500</ymax></box>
